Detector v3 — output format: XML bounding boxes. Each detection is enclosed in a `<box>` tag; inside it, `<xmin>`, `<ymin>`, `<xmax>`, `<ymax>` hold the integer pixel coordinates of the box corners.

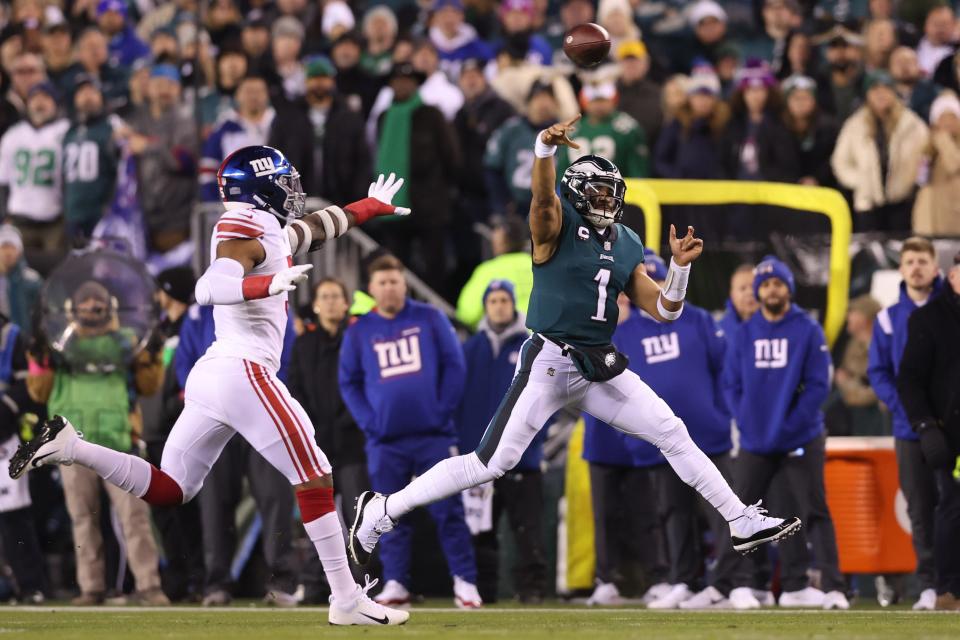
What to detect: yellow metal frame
<box><xmin>624</xmin><ymin>179</ymin><xmax>852</xmax><ymax>346</ymax></box>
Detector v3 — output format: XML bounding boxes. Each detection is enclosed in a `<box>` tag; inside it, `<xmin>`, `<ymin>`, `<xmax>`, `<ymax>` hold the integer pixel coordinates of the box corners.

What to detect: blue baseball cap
<box><xmin>150</xmin><ymin>63</ymin><xmax>181</xmax><ymax>83</ymax></box>
<box><xmin>483</xmin><ymin>279</ymin><xmax>516</xmax><ymax>305</ymax></box>
<box><xmin>433</xmin><ymin>0</ymin><xmax>464</xmax><ymax>11</ymax></box>
<box><xmin>753</xmin><ymin>255</ymin><xmax>795</xmax><ymax>299</ymax></box>
<box><xmin>27</xmin><ymin>81</ymin><xmax>59</xmax><ymax>101</ymax></box>
<box><xmin>643</xmin><ymin>248</ymin><xmax>668</xmax><ymax>282</ymax></box>
<box><xmin>97</xmin><ymin>0</ymin><xmax>127</xmax><ymax>17</ymax></box>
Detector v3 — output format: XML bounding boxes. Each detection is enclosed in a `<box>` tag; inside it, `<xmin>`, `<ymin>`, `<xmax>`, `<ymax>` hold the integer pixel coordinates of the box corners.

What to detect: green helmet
<box><xmin>559</xmin><ymin>154</ymin><xmax>626</xmax><ymax>228</ymax></box>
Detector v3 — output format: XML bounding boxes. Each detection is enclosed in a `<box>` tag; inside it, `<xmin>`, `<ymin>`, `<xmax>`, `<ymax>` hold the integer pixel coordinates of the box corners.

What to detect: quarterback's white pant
<box><xmin>390</xmin><ymin>334</ymin><xmax>743</xmax><ymax>523</ymax></box>
<box><xmin>477</xmin><ymin>335</ymin><xmax>687</xmax><ymax>472</ymax></box>
<box><xmin>162</xmin><ymin>355</ymin><xmax>332</xmax><ymax>501</ymax></box>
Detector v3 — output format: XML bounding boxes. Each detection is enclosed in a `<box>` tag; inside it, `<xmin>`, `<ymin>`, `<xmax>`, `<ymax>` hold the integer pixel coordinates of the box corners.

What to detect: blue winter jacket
<box><xmin>339</xmin><ymin>300</ymin><xmax>467</xmax><ymax>445</ymax></box>
<box><xmin>175</xmin><ymin>303</ymin><xmax>296</xmax><ymax>386</ymax></box>
<box><xmin>867</xmin><ymin>278</ymin><xmax>943</xmax><ymax>441</ymax></box>
<box><xmin>722</xmin><ymin>304</ymin><xmax>831</xmax><ymax>455</ymax></box>
<box><xmin>457</xmin><ymin>314</ymin><xmax>543</xmax><ymax>471</ymax></box>
<box><xmin>108</xmin><ymin>26</ymin><xmax>150</xmax><ymax>68</ymax></box>
<box><xmin>718</xmin><ymin>298</ymin><xmax>747</xmax><ymax>344</ymax></box>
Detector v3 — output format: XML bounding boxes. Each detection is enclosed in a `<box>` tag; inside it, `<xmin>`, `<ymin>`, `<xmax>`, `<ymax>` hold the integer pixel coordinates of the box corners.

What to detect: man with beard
<box><xmin>62</xmin><ymin>74</ymin><xmax>120</xmax><ymax>244</ymax></box>
<box><xmin>197</xmin><ymin>49</ymin><xmax>249</xmax><ymax>135</ymax></box>
<box><xmin>868</xmin><ymin>238</ymin><xmax>943</xmax><ymax>611</ymax></box>
<box><xmin>814</xmin><ymin>26</ymin><xmax>864</xmax><ymax>121</ymax></box>
<box><xmin>897</xmin><ymin>251</ymin><xmax>960</xmax><ymax>611</ymax></box>
<box><xmin>721</xmin><ymin>256</ymin><xmax>847</xmax><ymax>610</ymax></box>
<box><xmin>889</xmin><ymin>46</ymin><xmax>939</xmax><ymax>123</ymax></box>
<box><xmin>483</xmin><ymin>81</ymin><xmax>557</xmax><ymax>217</ymax></box>
<box><xmin>269</xmin><ymin>56</ymin><xmax>370</xmax><ymax>204</ymax></box>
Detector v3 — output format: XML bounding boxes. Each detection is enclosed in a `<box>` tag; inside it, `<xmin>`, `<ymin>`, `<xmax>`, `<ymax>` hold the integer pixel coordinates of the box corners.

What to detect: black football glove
<box><xmin>915</xmin><ymin>420</ymin><xmax>953</xmax><ymax>470</ymax></box>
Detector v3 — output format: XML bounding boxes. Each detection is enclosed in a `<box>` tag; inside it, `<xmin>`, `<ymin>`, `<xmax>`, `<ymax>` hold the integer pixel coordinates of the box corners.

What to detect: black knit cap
<box><xmin>156</xmin><ymin>267</ymin><xmax>196</xmax><ymax>304</ymax></box>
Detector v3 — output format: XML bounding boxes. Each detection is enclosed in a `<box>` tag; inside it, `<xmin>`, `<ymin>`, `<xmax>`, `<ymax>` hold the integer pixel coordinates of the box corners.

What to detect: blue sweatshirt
<box><xmin>108</xmin><ymin>26</ymin><xmax>150</xmax><ymax>68</ymax></box>
<box><xmin>583</xmin><ymin>303</ymin><xmax>731</xmax><ymax>465</ymax></box>
<box><xmin>339</xmin><ymin>300</ymin><xmax>466</xmax><ymax>445</ymax></box>
<box><xmin>722</xmin><ymin>304</ymin><xmax>830</xmax><ymax>455</ymax></box>
<box><xmin>175</xmin><ymin>304</ymin><xmax>296</xmax><ymax>387</ymax></box>
<box><xmin>867</xmin><ymin>278</ymin><xmax>943</xmax><ymax>441</ymax></box>
<box><xmin>718</xmin><ymin>298</ymin><xmax>748</xmax><ymax>344</ymax></box>
<box><xmin>457</xmin><ymin>314</ymin><xmax>543</xmax><ymax>471</ymax></box>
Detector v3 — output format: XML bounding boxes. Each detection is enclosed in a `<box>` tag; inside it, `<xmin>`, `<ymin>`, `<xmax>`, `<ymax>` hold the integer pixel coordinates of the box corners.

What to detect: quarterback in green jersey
<box><xmin>350</xmin><ymin>115</ymin><xmax>801</xmax><ymax>567</ymax></box>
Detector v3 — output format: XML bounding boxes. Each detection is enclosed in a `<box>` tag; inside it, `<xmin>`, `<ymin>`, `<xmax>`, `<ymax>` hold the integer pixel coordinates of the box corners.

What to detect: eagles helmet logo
<box><xmin>560</xmin><ymin>154</ymin><xmax>626</xmax><ymax>229</ymax></box>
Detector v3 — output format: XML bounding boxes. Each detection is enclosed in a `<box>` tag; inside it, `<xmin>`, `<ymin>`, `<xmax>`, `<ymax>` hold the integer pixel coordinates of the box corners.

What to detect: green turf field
<box><xmin>3</xmin><ymin>606</ymin><xmax>960</xmax><ymax>639</ymax></box>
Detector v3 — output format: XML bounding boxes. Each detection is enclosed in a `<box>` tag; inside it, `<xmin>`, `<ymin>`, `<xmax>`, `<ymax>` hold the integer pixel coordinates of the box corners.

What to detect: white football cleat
<box><xmin>373</xmin><ymin>580</ymin><xmax>411</xmax><ymax>606</ymax></box>
<box><xmin>453</xmin><ymin>576</ymin><xmax>482</xmax><ymax>609</ymax></box>
<box><xmin>349</xmin><ymin>491</ymin><xmax>395</xmax><ymax>566</ymax></box>
<box><xmin>778</xmin><ymin>587</ymin><xmax>826</xmax><ymax>608</ymax></box>
<box><xmin>329</xmin><ymin>577</ymin><xmax>409</xmax><ymax>626</ymax></box>
<box><xmin>914</xmin><ymin>588</ymin><xmax>937</xmax><ymax>611</ymax></box>
<box><xmin>679</xmin><ymin>586</ymin><xmax>730</xmax><ymax>609</ymax></box>
<box><xmin>640</xmin><ymin>582</ymin><xmax>673</xmax><ymax>605</ymax></box>
<box><xmin>823</xmin><ymin>590</ymin><xmax>850</xmax><ymax>610</ymax></box>
<box><xmin>9</xmin><ymin>415</ymin><xmax>80</xmax><ymax>479</ymax></box>
<box><xmin>729</xmin><ymin>587</ymin><xmax>761</xmax><ymax>610</ymax></box>
<box><xmin>730</xmin><ymin>501</ymin><xmax>801</xmax><ymax>553</ymax></box>
<box><xmin>751</xmin><ymin>589</ymin><xmax>776</xmax><ymax>606</ymax></box>
<box><xmin>648</xmin><ymin>584</ymin><xmax>694</xmax><ymax>609</ymax></box>
<box><xmin>587</xmin><ymin>582</ymin><xmax>624</xmax><ymax>606</ymax></box>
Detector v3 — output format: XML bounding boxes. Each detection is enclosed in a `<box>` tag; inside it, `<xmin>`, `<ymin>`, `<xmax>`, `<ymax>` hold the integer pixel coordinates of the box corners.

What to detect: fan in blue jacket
<box><xmin>456</xmin><ymin>280</ymin><xmax>546</xmax><ymax>603</ymax></box>
<box><xmin>338</xmin><ymin>257</ymin><xmax>477</xmax><ymax>604</ymax></box>
<box><xmin>720</xmin><ymin>256</ymin><xmax>847</xmax><ymax>607</ymax></box>
<box><xmin>865</xmin><ymin>238</ymin><xmax>943</xmax><ymax>609</ymax></box>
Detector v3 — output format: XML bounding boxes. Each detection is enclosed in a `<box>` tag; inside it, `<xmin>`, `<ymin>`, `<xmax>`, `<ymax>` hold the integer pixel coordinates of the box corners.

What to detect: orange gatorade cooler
<box><xmin>825</xmin><ymin>437</ymin><xmax>916</xmax><ymax>574</ymax></box>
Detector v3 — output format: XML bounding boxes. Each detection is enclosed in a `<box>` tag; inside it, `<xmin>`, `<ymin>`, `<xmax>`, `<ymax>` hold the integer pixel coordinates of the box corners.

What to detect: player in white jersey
<box><xmin>0</xmin><ymin>82</ymin><xmax>70</xmax><ymax>224</ymax></box>
<box><xmin>10</xmin><ymin>146</ymin><xmax>410</xmax><ymax>625</ymax></box>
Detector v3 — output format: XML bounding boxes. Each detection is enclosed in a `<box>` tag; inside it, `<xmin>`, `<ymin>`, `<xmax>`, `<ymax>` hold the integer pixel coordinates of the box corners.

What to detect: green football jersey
<box><xmin>527</xmin><ymin>200</ymin><xmax>645</xmax><ymax>347</ymax></box>
<box><xmin>62</xmin><ymin>118</ymin><xmax>119</xmax><ymax>228</ymax></box>
<box><xmin>557</xmin><ymin>111</ymin><xmax>649</xmax><ymax>179</ymax></box>
<box><xmin>484</xmin><ymin>116</ymin><xmax>538</xmax><ymax>207</ymax></box>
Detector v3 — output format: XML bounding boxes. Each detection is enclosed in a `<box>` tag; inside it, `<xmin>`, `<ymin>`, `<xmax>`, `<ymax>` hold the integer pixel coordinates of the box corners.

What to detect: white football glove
<box><xmin>368</xmin><ymin>173</ymin><xmax>411</xmax><ymax>216</ymax></box>
<box><xmin>268</xmin><ymin>264</ymin><xmax>313</xmax><ymax>295</ymax></box>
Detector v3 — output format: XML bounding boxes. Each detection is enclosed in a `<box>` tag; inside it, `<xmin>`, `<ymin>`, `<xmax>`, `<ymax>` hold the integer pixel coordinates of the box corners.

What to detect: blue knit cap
<box><xmin>483</xmin><ymin>279</ymin><xmax>516</xmax><ymax>305</ymax></box>
<box><xmin>643</xmin><ymin>248</ymin><xmax>668</xmax><ymax>281</ymax></box>
<box><xmin>753</xmin><ymin>255</ymin><xmax>795</xmax><ymax>299</ymax></box>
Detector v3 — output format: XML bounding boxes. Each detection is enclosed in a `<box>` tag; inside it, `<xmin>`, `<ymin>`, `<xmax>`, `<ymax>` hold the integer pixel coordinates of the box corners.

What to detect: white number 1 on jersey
<box><xmin>591</xmin><ymin>268</ymin><xmax>611</xmax><ymax>322</ymax></box>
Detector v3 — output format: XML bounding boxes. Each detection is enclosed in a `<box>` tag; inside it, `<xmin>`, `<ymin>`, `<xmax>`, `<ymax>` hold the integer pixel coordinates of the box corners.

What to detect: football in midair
<box><xmin>562</xmin><ymin>23</ymin><xmax>611</xmax><ymax>68</ymax></box>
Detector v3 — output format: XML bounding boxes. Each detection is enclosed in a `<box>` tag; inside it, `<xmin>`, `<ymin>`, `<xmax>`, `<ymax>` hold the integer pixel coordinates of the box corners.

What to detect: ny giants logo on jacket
<box><xmin>754</xmin><ymin>338</ymin><xmax>788</xmax><ymax>369</ymax></box>
<box><xmin>641</xmin><ymin>332</ymin><xmax>680</xmax><ymax>364</ymax></box>
<box><xmin>372</xmin><ymin>328</ymin><xmax>423</xmax><ymax>378</ymax></box>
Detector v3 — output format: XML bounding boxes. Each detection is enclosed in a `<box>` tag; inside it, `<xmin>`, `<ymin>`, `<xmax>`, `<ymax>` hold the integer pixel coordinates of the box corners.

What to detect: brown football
<box><xmin>563</xmin><ymin>23</ymin><xmax>611</xmax><ymax>68</ymax></box>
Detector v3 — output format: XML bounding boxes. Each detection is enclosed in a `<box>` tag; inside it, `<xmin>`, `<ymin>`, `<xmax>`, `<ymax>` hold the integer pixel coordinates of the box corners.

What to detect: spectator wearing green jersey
<box><xmin>483</xmin><ymin>81</ymin><xmax>558</xmax><ymax>217</ymax></box>
<box><xmin>62</xmin><ymin>74</ymin><xmax>119</xmax><ymax>244</ymax></box>
<box><xmin>557</xmin><ymin>80</ymin><xmax>649</xmax><ymax>179</ymax></box>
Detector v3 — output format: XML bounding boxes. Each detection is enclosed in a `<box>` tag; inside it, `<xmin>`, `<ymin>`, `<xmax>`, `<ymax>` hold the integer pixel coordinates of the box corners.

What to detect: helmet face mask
<box><xmin>276</xmin><ymin>170</ymin><xmax>306</xmax><ymax>219</ymax></box>
<box><xmin>560</xmin><ymin>155</ymin><xmax>626</xmax><ymax>229</ymax></box>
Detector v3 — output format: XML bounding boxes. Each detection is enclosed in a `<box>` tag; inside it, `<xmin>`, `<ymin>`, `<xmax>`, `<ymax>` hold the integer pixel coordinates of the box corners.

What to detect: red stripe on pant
<box><xmin>243</xmin><ymin>359</ymin><xmax>307</xmax><ymax>484</ymax></box>
<box><xmin>255</xmin><ymin>363</ymin><xmax>326</xmax><ymax>476</ymax></box>
<box><xmin>251</xmin><ymin>362</ymin><xmax>323</xmax><ymax>481</ymax></box>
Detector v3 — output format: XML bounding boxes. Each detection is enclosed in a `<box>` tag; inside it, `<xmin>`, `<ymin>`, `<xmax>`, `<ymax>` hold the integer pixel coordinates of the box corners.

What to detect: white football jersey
<box><xmin>203</xmin><ymin>206</ymin><xmax>291</xmax><ymax>372</ymax></box>
<box><xmin>0</xmin><ymin>118</ymin><xmax>70</xmax><ymax>221</ymax></box>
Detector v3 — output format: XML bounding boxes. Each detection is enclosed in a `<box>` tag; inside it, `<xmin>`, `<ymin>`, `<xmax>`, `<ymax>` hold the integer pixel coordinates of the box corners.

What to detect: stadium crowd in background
<box><xmin>0</xmin><ymin>0</ymin><xmax>958</xmax><ymax>614</ymax></box>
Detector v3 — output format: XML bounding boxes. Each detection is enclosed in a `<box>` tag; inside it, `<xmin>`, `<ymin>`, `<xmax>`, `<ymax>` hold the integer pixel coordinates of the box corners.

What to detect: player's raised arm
<box><xmin>287</xmin><ymin>173</ymin><xmax>411</xmax><ymax>255</ymax></box>
<box><xmin>530</xmin><ymin>115</ymin><xmax>581</xmax><ymax>264</ymax></box>
<box><xmin>628</xmin><ymin>224</ymin><xmax>703</xmax><ymax>323</ymax></box>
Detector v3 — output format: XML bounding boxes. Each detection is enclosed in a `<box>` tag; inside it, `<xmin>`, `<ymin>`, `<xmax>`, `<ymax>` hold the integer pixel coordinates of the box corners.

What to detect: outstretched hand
<box><xmin>367</xmin><ymin>173</ymin><xmax>411</xmax><ymax>216</ymax></box>
<box><xmin>540</xmin><ymin>114</ymin><xmax>582</xmax><ymax>149</ymax></box>
<box><xmin>669</xmin><ymin>224</ymin><xmax>703</xmax><ymax>266</ymax></box>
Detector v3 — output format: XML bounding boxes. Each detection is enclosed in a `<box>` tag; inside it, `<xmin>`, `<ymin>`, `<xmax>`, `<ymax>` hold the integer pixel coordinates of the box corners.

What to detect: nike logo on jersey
<box><xmin>360</xmin><ymin>613</ymin><xmax>390</xmax><ymax>624</ymax></box>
